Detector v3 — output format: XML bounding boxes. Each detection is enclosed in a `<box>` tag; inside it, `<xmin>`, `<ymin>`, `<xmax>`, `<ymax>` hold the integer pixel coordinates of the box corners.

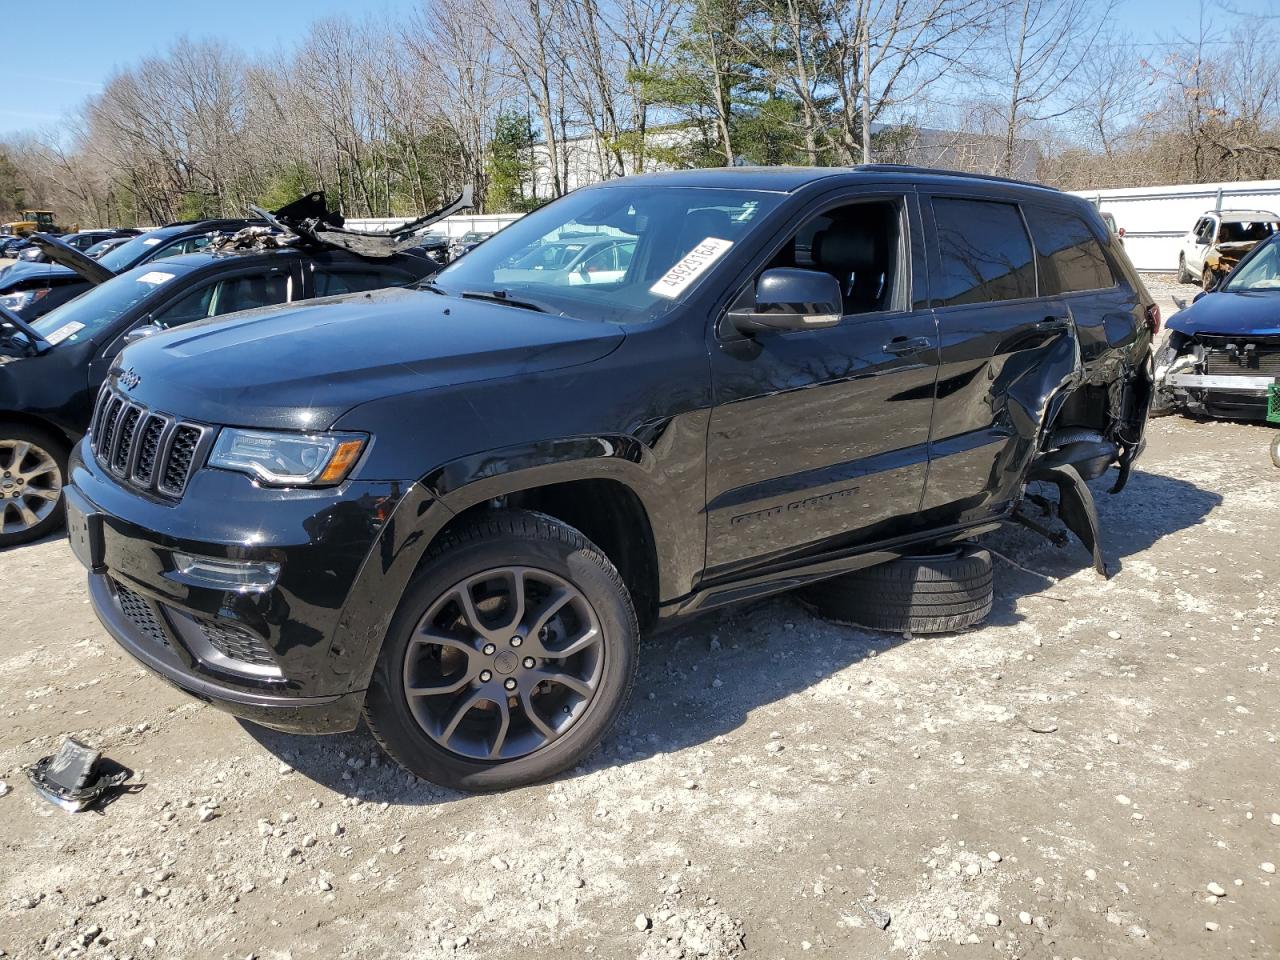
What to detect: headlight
<box><xmin>0</xmin><ymin>288</ymin><xmax>47</xmax><ymax>311</ymax></box>
<box><xmin>209</xmin><ymin>429</ymin><xmax>367</xmax><ymax>486</ymax></box>
<box><xmin>19</xmin><ymin>247</ymin><xmax>40</xmax><ymax>260</ymax></box>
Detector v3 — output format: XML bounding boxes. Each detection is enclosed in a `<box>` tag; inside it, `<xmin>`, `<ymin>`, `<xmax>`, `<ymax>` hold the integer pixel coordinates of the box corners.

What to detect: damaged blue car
<box><xmin>1155</xmin><ymin>232</ymin><xmax>1280</xmax><ymax>422</ymax></box>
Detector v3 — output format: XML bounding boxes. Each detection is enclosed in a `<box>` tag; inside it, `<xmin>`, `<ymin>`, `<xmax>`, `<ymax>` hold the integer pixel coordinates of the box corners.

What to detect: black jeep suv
<box><xmin>65</xmin><ymin>167</ymin><xmax>1156</xmax><ymax>791</ymax></box>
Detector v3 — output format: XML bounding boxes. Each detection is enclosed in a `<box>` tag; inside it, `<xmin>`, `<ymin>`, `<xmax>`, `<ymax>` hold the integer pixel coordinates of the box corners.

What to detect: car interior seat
<box><xmin>811</xmin><ymin>210</ymin><xmax>893</xmax><ymax>314</ymax></box>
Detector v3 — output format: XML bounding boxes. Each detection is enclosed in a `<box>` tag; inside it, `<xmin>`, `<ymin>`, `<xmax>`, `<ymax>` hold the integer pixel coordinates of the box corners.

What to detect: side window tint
<box><xmin>931</xmin><ymin>198</ymin><xmax>1035</xmax><ymax>306</ymax></box>
<box><xmin>150</xmin><ymin>239</ymin><xmax>189</xmax><ymax>261</ymax></box>
<box><xmin>212</xmin><ymin>273</ymin><xmax>290</xmax><ymax>316</ymax></box>
<box><xmin>153</xmin><ymin>284</ymin><xmax>215</xmax><ymax>328</ymax></box>
<box><xmin>314</xmin><ymin>270</ymin><xmax>394</xmax><ymax>297</ymax></box>
<box><xmin>1024</xmin><ymin>206</ymin><xmax>1114</xmax><ymax>294</ymax></box>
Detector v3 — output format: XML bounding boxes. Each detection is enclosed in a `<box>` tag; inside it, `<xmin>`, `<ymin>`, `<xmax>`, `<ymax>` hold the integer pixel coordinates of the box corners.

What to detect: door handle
<box><xmin>1037</xmin><ymin>315</ymin><xmax>1070</xmax><ymax>330</ymax></box>
<box><xmin>884</xmin><ymin>336</ymin><xmax>931</xmax><ymax>356</ymax></box>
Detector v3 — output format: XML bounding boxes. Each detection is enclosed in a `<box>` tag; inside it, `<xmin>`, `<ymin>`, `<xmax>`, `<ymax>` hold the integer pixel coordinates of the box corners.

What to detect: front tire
<box><xmin>1202</xmin><ymin>265</ymin><xmax>1218</xmax><ymax>291</ymax></box>
<box><xmin>1270</xmin><ymin>433</ymin><xmax>1280</xmax><ymax>470</ymax></box>
<box><xmin>1177</xmin><ymin>254</ymin><xmax>1191</xmax><ymax>283</ymax></box>
<box><xmin>363</xmin><ymin>510</ymin><xmax>639</xmax><ymax>792</ymax></box>
<box><xmin>0</xmin><ymin>424</ymin><xmax>67</xmax><ymax>548</ymax></box>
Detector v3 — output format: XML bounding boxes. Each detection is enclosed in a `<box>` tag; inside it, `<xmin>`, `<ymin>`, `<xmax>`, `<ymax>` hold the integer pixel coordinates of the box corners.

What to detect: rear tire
<box><xmin>801</xmin><ymin>544</ymin><xmax>993</xmax><ymax>635</ymax></box>
<box><xmin>0</xmin><ymin>424</ymin><xmax>68</xmax><ymax>549</ymax></box>
<box><xmin>362</xmin><ymin>509</ymin><xmax>639</xmax><ymax>792</ymax></box>
<box><xmin>1202</xmin><ymin>265</ymin><xmax>1217</xmax><ymax>291</ymax></box>
<box><xmin>1270</xmin><ymin>433</ymin><xmax>1280</xmax><ymax>469</ymax></box>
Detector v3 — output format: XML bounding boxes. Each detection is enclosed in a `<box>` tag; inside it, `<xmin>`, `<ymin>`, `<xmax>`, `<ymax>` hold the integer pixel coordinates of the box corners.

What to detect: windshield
<box><xmin>97</xmin><ymin>228</ymin><xmax>180</xmax><ymax>273</ymax></box>
<box><xmin>29</xmin><ymin>260</ymin><xmax>195</xmax><ymax>346</ymax></box>
<box><xmin>431</xmin><ymin>185</ymin><xmax>783</xmax><ymax>322</ymax></box>
<box><xmin>1225</xmin><ymin>240</ymin><xmax>1280</xmax><ymax>291</ymax></box>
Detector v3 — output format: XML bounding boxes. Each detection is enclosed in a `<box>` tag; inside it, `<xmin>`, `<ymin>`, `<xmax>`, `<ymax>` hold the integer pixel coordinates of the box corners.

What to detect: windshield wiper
<box><xmin>0</xmin><ymin>304</ymin><xmax>50</xmax><ymax>355</ymax></box>
<box><xmin>418</xmin><ymin>280</ymin><xmax>448</xmax><ymax>295</ymax></box>
<box><xmin>459</xmin><ymin>289</ymin><xmax>547</xmax><ymax>313</ymax></box>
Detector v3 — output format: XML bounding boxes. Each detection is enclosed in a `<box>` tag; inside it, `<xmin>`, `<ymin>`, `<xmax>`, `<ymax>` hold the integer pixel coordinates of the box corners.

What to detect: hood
<box><xmin>1167</xmin><ymin>290</ymin><xmax>1280</xmax><ymax>337</ymax></box>
<box><xmin>112</xmin><ymin>288</ymin><xmax>625</xmax><ymax>430</ymax></box>
<box><xmin>29</xmin><ymin>233</ymin><xmax>114</xmax><ymax>284</ymax></box>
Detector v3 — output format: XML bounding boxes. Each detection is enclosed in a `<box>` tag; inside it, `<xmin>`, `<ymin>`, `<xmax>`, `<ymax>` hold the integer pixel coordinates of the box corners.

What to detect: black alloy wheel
<box><xmin>364</xmin><ymin>510</ymin><xmax>638</xmax><ymax>792</ymax></box>
<box><xmin>402</xmin><ymin>565</ymin><xmax>605</xmax><ymax>761</ymax></box>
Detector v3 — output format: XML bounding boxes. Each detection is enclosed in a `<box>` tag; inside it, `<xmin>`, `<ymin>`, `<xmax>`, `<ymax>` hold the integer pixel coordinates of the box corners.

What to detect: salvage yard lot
<box><xmin>1</xmin><ymin>415</ymin><xmax>1277</xmax><ymax>960</ymax></box>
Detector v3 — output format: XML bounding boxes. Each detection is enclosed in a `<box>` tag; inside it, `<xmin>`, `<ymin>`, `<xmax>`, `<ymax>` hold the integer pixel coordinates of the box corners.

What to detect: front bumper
<box><xmin>68</xmin><ymin>443</ymin><xmax>413</xmax><ymax>733</ymax></box>
<box><xmin>88</xmin><ymin>572</ymin><xmax>363</xmax><ymax>733</ymax></box>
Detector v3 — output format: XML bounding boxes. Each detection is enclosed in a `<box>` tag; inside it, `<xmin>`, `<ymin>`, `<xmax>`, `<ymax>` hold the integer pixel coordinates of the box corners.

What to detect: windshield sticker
<box><xmin>142</xmin><ymin>238</ymin><xmax>161</xmax><ymax>246</ymax></box>
<box><xmin>136</xmin><ymin>271</ymin><xmax>174</xmax><ymax>285</ymax></box>
<box><xmin>649</xmin><ymin>237</ymin><xmax>734</xmax><ymax>299</ymax></box>
<box><xmin>43</xmin><ymin>321</ymin><xmax>85</xmax><ymax>346</ymax></box>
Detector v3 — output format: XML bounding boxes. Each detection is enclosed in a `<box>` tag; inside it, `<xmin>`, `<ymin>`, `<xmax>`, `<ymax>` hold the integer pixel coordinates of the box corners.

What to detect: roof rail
<box><xmin>853</xmin><ymin>163</ymin><xmax>1061</xmax><ymax>192</ymax></box>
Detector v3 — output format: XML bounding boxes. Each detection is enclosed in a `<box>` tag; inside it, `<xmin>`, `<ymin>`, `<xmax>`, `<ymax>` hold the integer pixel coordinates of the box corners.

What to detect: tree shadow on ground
<box><xmin>240</xmin><ymin>468</ymin><xmax>1222</xmax><ymax>805</ymax></box>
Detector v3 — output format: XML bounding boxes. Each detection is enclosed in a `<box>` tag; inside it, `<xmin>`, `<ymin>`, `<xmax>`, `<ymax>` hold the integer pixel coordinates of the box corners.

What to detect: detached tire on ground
<box><xmin>801</xmin><ymin>544</ymin><xmax>993</xmax><ymax>635</ymax></box>
<box><xmin>363</xmin><ymin>509</ymin><xmax>639</xmax><ymax>792</ymax></box>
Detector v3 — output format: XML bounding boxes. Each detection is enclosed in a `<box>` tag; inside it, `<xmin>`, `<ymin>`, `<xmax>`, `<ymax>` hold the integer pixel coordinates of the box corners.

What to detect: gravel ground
<box><xmin>2</xmin><ymin>415</ymin><xmax>1279</xmax><ymax>960</ymax></box>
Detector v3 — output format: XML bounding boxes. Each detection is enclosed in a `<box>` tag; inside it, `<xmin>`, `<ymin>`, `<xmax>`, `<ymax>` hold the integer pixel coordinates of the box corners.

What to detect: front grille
<box><xmin>196</xmin><ymin>618</ymin><xmax>276</xmax><ymax>668</ymax></box>
<box><xmin>1201</xmin><ymin>336</ymin><xmax>1280</xmax><ymax>378</ymax></box>
<box><xmin>112</xmin><ymin>580</ymin><xmax>170</xmax><ymax>649</ymax></box>
<box><xmin>134</xmin><ymin>416</ymin><xmax>167</xmax><ymax>485</ymax></box>
<box><xmin>90</xmin><ymin>385</ymin><xmax>209</xmax><ymax>500</ymax></box>
<box><xmin>160</xmin><ymin>426</ymin><xmax>202</xmax><ymax>497</ymax></box>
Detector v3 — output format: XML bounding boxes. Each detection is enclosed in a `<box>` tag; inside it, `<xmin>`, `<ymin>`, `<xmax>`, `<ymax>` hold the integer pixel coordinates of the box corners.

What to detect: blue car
<box><xmin>1155</xmin><ymin>232</ymin><xmax>1280</xmax><ymax>421</ymax></box>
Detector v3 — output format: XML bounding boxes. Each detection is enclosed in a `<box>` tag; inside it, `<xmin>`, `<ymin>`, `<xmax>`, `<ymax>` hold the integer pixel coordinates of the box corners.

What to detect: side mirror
<box><xmin>124</xmin><ymin>322</ymin><xmax>162</xmax><ymax>346</ymax></box>
<box><xmin>727</xmin><ymin>268</ymin><xmax>843</xmax><ymax>335</ymax></box>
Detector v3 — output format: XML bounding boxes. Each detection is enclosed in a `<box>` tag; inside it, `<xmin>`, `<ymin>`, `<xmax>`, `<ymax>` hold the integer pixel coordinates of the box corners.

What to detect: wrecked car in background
<box><xmin>0</xmin><ymin>218</ymin><xmax>263</xmax><ymax>321</ymax></box>
<box><xmin>1177</xmin><ymin>209</ymin><xmax>1280</xmax><ymax>291</ymax></box>
<box><xmin>64</xmin><ymin>166</ymin><xmax>1155</xmax><ymax>792</ymax></box>
<box><xmin>1156</xmin><ymin>232</ymin><xmax>1280</xmax><ymax>422</ymax></box>
<box><xmin>0</xmin><ymin>189</ymin><xmax>469</xmax><ymax>547</ymax></box>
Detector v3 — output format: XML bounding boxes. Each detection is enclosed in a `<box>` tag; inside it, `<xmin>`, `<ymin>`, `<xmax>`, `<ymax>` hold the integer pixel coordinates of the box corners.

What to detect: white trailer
<box><xmin>1068</xmin><ymin>179</ymin><xmax>1280</xmax><ymax>273</ymax></box>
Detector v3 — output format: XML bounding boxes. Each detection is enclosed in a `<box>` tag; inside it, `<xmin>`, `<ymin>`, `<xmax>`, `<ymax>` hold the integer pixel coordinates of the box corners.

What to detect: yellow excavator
<box><xmin>1</xmin><ymin>210</ymin><xmax>62</xmax><ymax>236</ymax></box>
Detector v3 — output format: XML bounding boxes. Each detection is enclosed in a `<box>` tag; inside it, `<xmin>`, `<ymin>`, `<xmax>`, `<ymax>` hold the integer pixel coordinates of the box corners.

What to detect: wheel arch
<box><xmin>329</xmin><ymin>435</ymin><xmax>693</xmax><ymax>694</ymax></box>
<box><xmin>423</xmin><ymin>436</ymin><xmax>677</xmax><ymax>632</ymax></box>
<box><xmin>0</xmin><ymin>410</ymin><xmax>76</xmax><ymax>451</ymax></box>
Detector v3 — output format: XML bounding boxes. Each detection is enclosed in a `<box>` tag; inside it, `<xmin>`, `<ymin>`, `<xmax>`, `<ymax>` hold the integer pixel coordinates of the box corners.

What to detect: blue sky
<box><xmin>0</xmin><ymin>0</ymin><xmax>1274</xmax><ymax>138</ymax></box>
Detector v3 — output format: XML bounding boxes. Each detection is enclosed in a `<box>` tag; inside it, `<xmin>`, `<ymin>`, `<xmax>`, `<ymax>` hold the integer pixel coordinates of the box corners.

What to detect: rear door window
<box><xmin>930</xmin><ymin>198</ymin><xmax>1036</xmax><ymax>306</ymax></box>
<box><xmin>314</xmin><ymin>269</ymin><xmax>399</xmax><ymax>297</ymax></box>
<box><xmin>1023</xmin><ymin>205</ymin><xmax>1115</xmax><ymax>294</ymax></box>
<box><xmin>211</xmin><ymin>273</ymin><xmax>290</xmax><ymax>315</ymax></box>
<box><xmin>153</xmin><ymin>271</ymin><xmax>291</xmax><ymax>328</ymax></box>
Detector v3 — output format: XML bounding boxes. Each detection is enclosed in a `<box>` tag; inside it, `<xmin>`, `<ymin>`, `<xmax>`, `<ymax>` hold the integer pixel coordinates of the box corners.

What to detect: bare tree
<box><xmin>984</xmin><ymin>0</ymin><xmax>1112</xmax><ymax>176</ymax></box>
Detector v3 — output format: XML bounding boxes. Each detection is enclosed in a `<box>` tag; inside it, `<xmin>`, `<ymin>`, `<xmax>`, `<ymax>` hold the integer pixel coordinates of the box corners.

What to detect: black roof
<box><xmin>132</xmin><ymin>243</ymin><xmax>423</xmax><ymax>275</ymax></box>
<box><xmin>592</xmin><ymin>164</ymin><xmax>1064</xmax><ymax>196</ymax></box>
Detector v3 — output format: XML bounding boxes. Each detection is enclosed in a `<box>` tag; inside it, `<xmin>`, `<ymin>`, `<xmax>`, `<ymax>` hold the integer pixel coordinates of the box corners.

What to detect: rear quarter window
<box><xmin>1023</xmin><ymin>205</ymin><xmax>1115</xmax><ymax>294</ymax></box>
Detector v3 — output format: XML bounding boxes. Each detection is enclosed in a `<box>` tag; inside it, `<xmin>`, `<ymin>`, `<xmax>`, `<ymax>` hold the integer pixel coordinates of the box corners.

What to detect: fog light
<box><xmin>170</xmin><ymin>552</ymin><xmax>281</xmax><ymax>593</ymax></box>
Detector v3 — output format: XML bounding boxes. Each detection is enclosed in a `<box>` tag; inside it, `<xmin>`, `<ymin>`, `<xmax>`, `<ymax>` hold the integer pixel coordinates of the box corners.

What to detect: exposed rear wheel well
<box><xmin>432</xmin><ymin>479</ymin><xmax>660</xmax><ymax>631</ymax></box>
